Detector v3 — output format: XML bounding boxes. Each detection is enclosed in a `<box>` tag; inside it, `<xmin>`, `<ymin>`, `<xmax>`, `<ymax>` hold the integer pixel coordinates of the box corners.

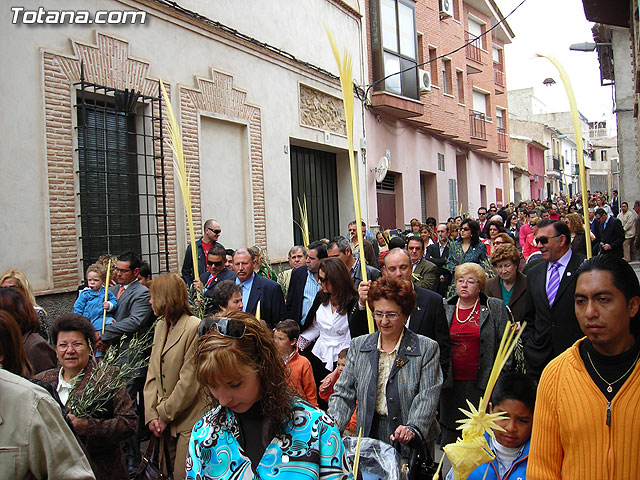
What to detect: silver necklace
<box><xmin>586</xmin><ymin>350</ymin><xmax>640</xmax><ymax>393</ymax></box>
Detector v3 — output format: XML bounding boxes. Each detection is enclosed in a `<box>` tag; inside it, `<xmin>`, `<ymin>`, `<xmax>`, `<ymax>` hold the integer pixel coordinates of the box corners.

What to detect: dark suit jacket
<box><xmin>245</xmin><ymin>274</ymin><xmax>286</xmax><ymax>327</ymax></box>
<box><xmin>286</xmin><ymin>266</ymin><xmax>310</xmax><ymax>324</ymax></box>
<box><xmin>570</xmin><ymin>231</ymin><xmax>587</xmax><ymax>256</ymax></box>
<box><xmin>200</xmin><ymin>268</ymin><xmax>237</xmax><ymax>313</ymax></box>
<box><xmin>483</xmin><ymin>271</ymin><xmax>527</xmax><ymax>324</ymax></box>
<box><xmin>599</xmin><ymin>216</ymin><xmax>625</xmax><ymax>258</ymax></box>
<box><xmin>522</xmin><ymin>250</ymin><xmax>586</xmax><ymax>381</ymax></box>
<box><xmin>425</xmin><ymin>242</ymin><xmax>451</xmax><ymax>297</ymax></box>
<box><xmin>611</xmin><ymin>196</ymin><xmax>620</xmax><ymax>217</ymax></box>
<box><xmin>180</xmin><ymin>238</ymin><xmax>224</xmax><ymax>285</ymax></box>
<box><xmin>350</xmin><ymin>284</ymin><xmax>450</xmax><ymax>383</ymax></box>
<box><xmin>353</xmin><ymin>264</ymin><xmax>381</xmax><ymax>289</ymax></box>
<box><xmin>590</xmin><ymin>219</ymin><xmax>601</xmax><ymax>254</ymax></box>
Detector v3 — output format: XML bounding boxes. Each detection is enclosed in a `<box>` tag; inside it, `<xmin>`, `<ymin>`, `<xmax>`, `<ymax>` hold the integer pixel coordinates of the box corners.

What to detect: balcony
<box><xmin>497</xmin><ymin>127</ymin><xmax>508</xmax><ymax>152</ymax></box>
<box><xmin>465</xmin><ymin>31</ymin><xmax>483</xmax><ymax>63</ymax></box>
<box><xmin>493</xmin><ymin>62</ymin><xmax>504</xmax><ymax>87</ymax></box>
<box><xmin>470</xmin><ymin>111</ymin><xmax>487</xmax><ymax>140</ymax></box>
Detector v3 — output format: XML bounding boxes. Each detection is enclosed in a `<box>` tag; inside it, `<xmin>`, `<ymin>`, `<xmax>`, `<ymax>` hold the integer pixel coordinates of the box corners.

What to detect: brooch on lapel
<box><xmin>395</xmin><ymin>357</ymin><xmax>406</xmax><ymax>367</ymax></box>
<box><xmin>416</xmin><ymin>306</ymin><xmax>422</xmax><ymax>311</ymax></box>
<box><xmin>566</xmin><ymin>271</ymin><xmax>572</xmax><ymax>277</ymax></box>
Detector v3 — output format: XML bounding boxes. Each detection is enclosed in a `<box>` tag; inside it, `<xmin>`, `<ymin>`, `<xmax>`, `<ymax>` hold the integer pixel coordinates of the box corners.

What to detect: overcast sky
<box><xmin>498</xmin><ymin>0</ymin><xmax>616</xmax><ymax>133</ymax></box>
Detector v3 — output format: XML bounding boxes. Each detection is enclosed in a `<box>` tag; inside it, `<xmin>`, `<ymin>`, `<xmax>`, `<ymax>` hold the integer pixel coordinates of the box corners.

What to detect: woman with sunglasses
<box><xmin>143</xmin><ymin>273</ymin><xmax>207</xmax><ymax>480</ymax></box>
<box><xmin>445</xmin><ymin>219</ymin><xmax>488</xmax><ymax>284</ymax></box>
<box><xmin>328</xmin><ymin>275</ymin><xmax>442</xmax><ymax>457</ymax></box>
<box><xmin>439</xmin><ymin>262</ymin><xmax>509</xmax><ymax>446</ymax></box>
<box><xmin>297</xmin><ymin>258</ymin><xmax>359</xmax><ymax>408</ymax></box>
<box><xmin>187</xmin><ymin>312</ymin><xmax>353</xmax><ymax>479</ymax></box>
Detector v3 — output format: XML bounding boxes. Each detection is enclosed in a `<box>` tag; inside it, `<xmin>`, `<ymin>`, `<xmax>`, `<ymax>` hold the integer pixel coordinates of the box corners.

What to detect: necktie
<box><xmin>117</xmin><ymin>285</ymin><xmax>125</xmax><ymax>299</ymax></box>
<box><xmin>546</xmin><ymin>262</ymin><xmax>561</xmax><ymax>307</ymax></box>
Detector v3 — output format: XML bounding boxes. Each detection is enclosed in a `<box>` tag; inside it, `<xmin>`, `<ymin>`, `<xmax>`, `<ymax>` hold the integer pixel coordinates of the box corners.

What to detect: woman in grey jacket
<box><xmin>439</xmin><ymin>262</ymin><xmax>510</xmax><ymax>446</ymax></box>
<box><xmin>328</xmin><ymin>276</ymin><xmax>442</xmax><ymax>453</ymax></box>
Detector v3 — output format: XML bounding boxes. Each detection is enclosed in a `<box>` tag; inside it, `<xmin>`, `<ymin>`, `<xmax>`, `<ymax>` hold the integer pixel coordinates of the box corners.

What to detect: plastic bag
<box><xmin>343</xmin><ymin>436</ymin><xmax>407</xmax><ymax>480</ymax></box>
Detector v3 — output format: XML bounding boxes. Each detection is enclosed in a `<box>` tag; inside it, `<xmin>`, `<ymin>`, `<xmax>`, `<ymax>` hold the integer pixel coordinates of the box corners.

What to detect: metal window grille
<box><xmin>75</xmin><ymin>64</ymin><xmax>169</xmax><ymax>276</ymax></box>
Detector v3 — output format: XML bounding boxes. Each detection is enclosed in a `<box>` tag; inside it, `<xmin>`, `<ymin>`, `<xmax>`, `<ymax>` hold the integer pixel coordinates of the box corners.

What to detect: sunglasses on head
<box><xmin>215</xmin><ymin>317</ymin><xmax>246</xmax><ymax>339</ymax></box>
<box><xmin>535</xmin><ymin>234</ymin><xmax>561</xmax><ymax>244</ymax></box>
<box><xmin>207</xmin><ymin>260</ymin><xmax>224</xmax><ymax>267</ymax></box>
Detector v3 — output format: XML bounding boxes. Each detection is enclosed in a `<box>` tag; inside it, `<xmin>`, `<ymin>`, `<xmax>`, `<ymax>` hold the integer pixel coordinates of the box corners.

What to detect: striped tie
<box><xmin>546</xmin><ymin>262</ymin><xmax>561</xmax><ymax>307</ymax></box>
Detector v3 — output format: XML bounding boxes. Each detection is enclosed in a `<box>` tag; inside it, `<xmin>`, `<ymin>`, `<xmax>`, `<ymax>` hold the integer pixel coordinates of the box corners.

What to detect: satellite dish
<box><xmin>374</xmin><ymin>155</ymin><xmax>389</xmax><ymax>183</ymax></box>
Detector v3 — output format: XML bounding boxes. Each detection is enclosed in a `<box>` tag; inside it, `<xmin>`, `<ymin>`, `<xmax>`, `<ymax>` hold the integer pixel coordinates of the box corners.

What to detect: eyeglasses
<box><xmin>534</xmin><ymin>234</ymin><xmax>562</xmax><ymax>245</ymax></box>
<box><xmin>456</xmin><ymin>278</ymin><xmax>477</xmax><ymax>286</ymax></box>
<box><xmin>115</xmin><ymin>268</ymin><xmax>131</xmax><ymax>273</ymax></box>
<box><xmin>215</xmin><ymin>317</ymin><xmax>246</xmax><ymax>339</ymax></box>
<box><xmin>373</xmin><ymin>311</ymin><xmax>401</xmax><ymax>321</ymax></box>
<box><xmin>207</xmin><ymin>260</ymin><xmax>224</xmax><ymax>267</ymax></box>
<box><xmin>56</xmin><ymin>341</ymin><xmax>87</xmax><ymax>352</ymax></box>
<box><xmin>208</xmin><ymin>228</ymin><xmax>222</xmax><ymax>234</ymax></box>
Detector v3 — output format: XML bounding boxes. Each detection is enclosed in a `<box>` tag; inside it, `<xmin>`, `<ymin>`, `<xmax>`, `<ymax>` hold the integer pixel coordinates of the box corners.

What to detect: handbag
<box><xmin>397</xmin><ymin>428</ymin><xmax>439</xmax><ymax>480</ymax></box>
<box><xmin>134</xmin><ymin>436</ymin><xmax>174</xmax><ymax>480</ymax></box>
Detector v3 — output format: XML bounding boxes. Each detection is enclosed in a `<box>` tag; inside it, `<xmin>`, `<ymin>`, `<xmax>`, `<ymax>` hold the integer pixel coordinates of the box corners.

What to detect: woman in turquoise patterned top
<box><xmin>445</xmin><ymin>219</ymin><xmax>488</xmax><ymax>276</ymax></box>
<box><xmin>186</xmin><ymin>312</ymin><xmax>353</xmax><ymax>480</ymax></box>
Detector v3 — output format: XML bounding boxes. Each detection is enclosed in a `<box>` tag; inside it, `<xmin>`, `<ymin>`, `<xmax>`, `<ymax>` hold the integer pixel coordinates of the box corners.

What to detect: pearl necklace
<box><xmin>456</xmin><ymin>298</ymin><xmax>480</xmax><ymax>324</ymax></box>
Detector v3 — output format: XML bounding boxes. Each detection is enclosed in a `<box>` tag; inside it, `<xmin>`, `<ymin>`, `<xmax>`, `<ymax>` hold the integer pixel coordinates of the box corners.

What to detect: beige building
<box><xmin>0</xmin><ymin>0</ymin><xmax>365</xmax><ymax>298</ymax></box>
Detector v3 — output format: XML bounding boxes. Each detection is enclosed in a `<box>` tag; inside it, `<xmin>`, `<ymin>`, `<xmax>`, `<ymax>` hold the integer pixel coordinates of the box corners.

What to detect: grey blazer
<box><xmin>328</xmin><ymin>328</ymin><xmax>442</xmax><ymax>443</ymax></box>
<box><xmin>442</xmin><ymin>293</ymin><xmax>510</xmax><ymax>390</ymax></box>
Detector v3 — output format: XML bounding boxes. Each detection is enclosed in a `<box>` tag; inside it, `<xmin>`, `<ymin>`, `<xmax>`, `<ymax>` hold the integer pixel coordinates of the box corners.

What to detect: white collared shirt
<box><xmin>57</xmin><ymin>368</ymin><xmax>73</xmax><ymax>406</ymax></box>
<box><xmin>545</xmin><ymin>248</ymin><xmax>573</xmax><ymax>290</ymax></box>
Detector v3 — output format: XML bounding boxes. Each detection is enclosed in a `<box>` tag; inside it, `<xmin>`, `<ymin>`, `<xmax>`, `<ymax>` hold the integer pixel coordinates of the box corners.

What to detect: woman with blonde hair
<box><xmin>143</xmin><ymin>273</ymin><xmax>206</xmax><ymax>480</ymax></box>
<box><xmin>1</xmin><ymin>268</ymin><xmax>49</xmax><ymax>341</ymax></box>
<box><xmin>439</xmin><ymin>262</ymin><xmax>509</xmax><ymax>446</ymax></box>
<box><xmin>187</xmin><ymin>312</ymin><xmax>352</xmax><ymax>479</ymax></box>
<box><xmin>565</xmin><ymin>212</ymin><xmax>589</xmax><ymax>256</ymax></box>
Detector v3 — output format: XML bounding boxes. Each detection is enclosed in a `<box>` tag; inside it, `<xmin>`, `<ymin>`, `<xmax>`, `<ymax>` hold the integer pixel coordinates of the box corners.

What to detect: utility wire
<box><xmin>363</xmin><ymin>0</ymin><xmax>528</xmax><ymax>100</ymax></box>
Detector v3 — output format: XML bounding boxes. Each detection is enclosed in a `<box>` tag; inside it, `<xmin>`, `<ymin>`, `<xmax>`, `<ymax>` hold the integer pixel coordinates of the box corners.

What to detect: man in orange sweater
<box><xmin>273</xmin><ymin>319</ymin><xmax>318</xmax><ymax>406</ymax></box>
<box><xmin>528</xmin><ymin>255</ymin><xmax>640</xmax><ymax>479</ymax></box>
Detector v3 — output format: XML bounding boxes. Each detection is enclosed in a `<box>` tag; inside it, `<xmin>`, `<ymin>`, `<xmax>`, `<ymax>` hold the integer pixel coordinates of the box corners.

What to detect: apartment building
<box><xmin>363</xmin><ymin>0</ymin><xmax>513</xmax><ymax>227</ymax></box>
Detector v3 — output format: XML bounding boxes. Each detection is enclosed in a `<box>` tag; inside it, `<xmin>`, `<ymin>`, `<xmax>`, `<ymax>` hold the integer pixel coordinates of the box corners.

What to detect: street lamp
<box><xmin>569</xmin><ymin>42</ymin><xmax>612</xmax><ymax>51</ymax></box>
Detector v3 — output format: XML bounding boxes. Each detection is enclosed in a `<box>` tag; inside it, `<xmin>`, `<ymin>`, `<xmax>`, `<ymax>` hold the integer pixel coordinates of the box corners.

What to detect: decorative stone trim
<box><xmin>299</xmin><ymin>83</ymin><xmax>347</xmax><ymax>135</ymax></box>
<box><xmin>179</xmin><ymin>68</ymin><xmax>266</xmax><ymax>248</ymax></box>
<box><xmin>42</xmin><ymin>32</ymin><xmax>178</xmax><ymax>290</ymax></box>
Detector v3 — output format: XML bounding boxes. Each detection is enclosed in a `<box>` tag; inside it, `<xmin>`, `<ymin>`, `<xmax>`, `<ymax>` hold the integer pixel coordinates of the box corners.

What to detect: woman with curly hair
<box><xmin>565</xmin><ymin>212</ymin><xmax>590</xmax><ymax>256</ymax></box>
<box><xmin>484</xmin><ymin>244</ymin><xmax>528</xmax><ymax>324</ymax></box>
<box><xmin>328</xmin><ymin>275</ymin><xmax>442</xmax><ymax>456</ymax></box>
<box><xmin>187</xmin><ymin>311</ymin><xmax>353</xmax><ymax>479</ymax></box>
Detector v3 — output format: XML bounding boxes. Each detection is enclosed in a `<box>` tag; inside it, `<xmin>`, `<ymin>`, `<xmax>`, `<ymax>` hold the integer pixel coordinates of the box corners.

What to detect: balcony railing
<box><xmin>493</xmin><ymin>62</ymin><xmax>504</xmax><ymax>86</ymax></box>
<box><xmin>497</xmin><ymin>127</ymin><xmax>508</xmax><ymax>152</ymax></box>
<box><xmin>465</xmin><ymin>31</ymin><xmax>482</xmax><ymax>63</ymax></box>
<box><xmin>470</xmin><ymin>111</ymin><xmax>487</xmax><ymax>140</ymax></box>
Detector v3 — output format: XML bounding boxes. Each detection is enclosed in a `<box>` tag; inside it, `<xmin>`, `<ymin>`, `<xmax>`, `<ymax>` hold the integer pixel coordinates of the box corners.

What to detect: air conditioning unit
<box><xmin>419</xmin><ymin>69</ymin><xmax>432</xmax><ymax>92</ymax></box>
<box><xmin>439</xmin><ymin>0</ymin><xmax>454</xmax><ymax>18</ymax></box>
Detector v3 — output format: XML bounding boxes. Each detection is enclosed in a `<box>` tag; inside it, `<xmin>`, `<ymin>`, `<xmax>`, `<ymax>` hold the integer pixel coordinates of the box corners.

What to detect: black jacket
<box><xmin>599</xmin><ymin>216</ymin><xmax>625</xmax><ymax>258</ymax></box>
<box><xmin>425</xmin><ymin>242</ymin><xmax>452</xmax><ymax>297</ymax></box>
<box><xmin>244</xmin><ymin>274</ymin><xmax>286</xmax><ymax>328</ymax></box>
<box><xmin>180</xmin><ymin>238</ymin><xmax>224</xmax><ymax>285</ymax></box>
<box><xmin>522</xmin><ymin>250</ymin><xmax>586</xmax><ymax>382</ymax></box>
<box><xmin>286</xmin><ymin>266</ymin><xmax>311</xmax><ymax>324</ymax></box>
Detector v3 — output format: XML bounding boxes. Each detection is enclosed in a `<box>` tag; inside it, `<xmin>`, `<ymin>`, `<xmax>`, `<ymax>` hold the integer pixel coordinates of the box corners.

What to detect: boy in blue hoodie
<box><xmin>74</xmin><ymin>263</ymin><xmax>117</xmax><ymax>333</ymax></box>
<box><xmin>447</xmin><ymin>372</ymin><xmax>536</xmax><ymax>480</ymax></box>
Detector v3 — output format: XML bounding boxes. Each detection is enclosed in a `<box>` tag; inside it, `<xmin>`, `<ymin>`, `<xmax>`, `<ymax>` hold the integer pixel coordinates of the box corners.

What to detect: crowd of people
<box><xmin>1</xmin><ymin>190</ymin><xmax>640</xmax><ymax>479</ymax></box>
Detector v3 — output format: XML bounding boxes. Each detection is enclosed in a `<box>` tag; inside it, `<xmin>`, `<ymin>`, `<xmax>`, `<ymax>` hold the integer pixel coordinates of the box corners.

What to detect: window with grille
<box><xmin>75</xmin><ymin>68</ymin><xmax>169</xmax><ymax>275</ymax></box>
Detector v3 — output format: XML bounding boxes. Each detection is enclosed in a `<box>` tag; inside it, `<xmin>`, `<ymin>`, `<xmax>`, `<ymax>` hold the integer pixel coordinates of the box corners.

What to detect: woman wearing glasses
<box><xmin>297</xmin><ymin>258</ymin><xmax>360</xmax><ymax>408</ymax></box>
<box><xmin>439</xmin><ymin>263</ymin><xmax>509</xmax><ymax>446</ymax></box>
<box><xmin>328</xmin><ymin>276</ymin><xmax>442</xmax><ymax>456</ymax></box>
<box><xmin>143</xmin><ymin>273</ymin><xmax>207</xmax><ymax>480</ymax></box>
<box><xmin>187</xmin><ymin>312</ymin><xmax>353</xmax><ymax>479</ymax></box>
<box><xmin>445</xmin><ymin>219</ymin><xmax>488</xmax><ymax>282</ymax></box>
<box><xmin>33</xmin><ymin>314</ymin><xmax>137</xmax><ymax>480</ymax></box>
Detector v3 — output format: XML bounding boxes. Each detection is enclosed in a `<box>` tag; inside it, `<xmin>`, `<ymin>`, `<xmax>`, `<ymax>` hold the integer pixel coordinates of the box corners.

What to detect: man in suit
<box><xmin>477</xmin><ymin>207</ymin><xmax>490</xmax><ymax>238</ymax></box>
<box><xmin>356</xmin><ymin>248</ymin><xmax>450</xmax><ymax>381</ymax></box>
<box><xmin>101</xmin><ymin>250</ymin><xmax>154</xmax><ymax>475</ymax></box>
<box><xmin>407</xmin><ymin>236</ymin><xmax>437</xmax><ymax>291</ymax></box>
<box><xmin>181</xmin><ymin>219</ymin><xmax>224</xmax><ymax>285</ymax></box>
<box><xmin>193</xmin><ymin>246</ymin><xmax>236</xmax><ymax>312</ymax></box>
<box><xmin>327</xmin><ymin>236</ymin><xmax>380</xmax><ymax>288</ymax></box>
<box><xmin>233</xmin><ymin>248</ymin><xmax>286</xmax><ymax>327</ymax></box>
<box><xmin>610</xmin><ymin>189</ymin><xmax>620</xmax><ymax>217</ymax></box>
<box><xmin>596</xmin><ymin>208</ymin><xmax>625</xmax><ymax>258</ymax></box>
<box><xmin>286</xmin><ymin>241</ymin><xmax>326</xmax><ymax>327</ymax></box>
<box><xmin>523</xmin><ymin>220</ymin><xmax>586</xmax><ymax>382</ymax></box>
<box><xmin>589</xmin><ymin>207</ymin><xmax>601</xmax><ymax>255</ymax></box>
<box><xmin>426</xmin><ymin>223</ymin><xmax>452</xmax><ymax>297</ymax></box>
